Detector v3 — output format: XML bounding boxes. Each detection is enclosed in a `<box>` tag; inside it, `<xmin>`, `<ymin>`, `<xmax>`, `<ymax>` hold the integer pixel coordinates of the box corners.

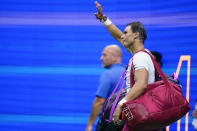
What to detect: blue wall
<box><xmin>0</xmin><ymin>0</ymin><xmax>197</xmax><ymax>130</ymax></box>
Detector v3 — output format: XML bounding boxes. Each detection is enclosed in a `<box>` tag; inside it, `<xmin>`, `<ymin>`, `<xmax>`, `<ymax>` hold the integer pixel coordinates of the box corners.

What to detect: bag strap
<box><xmin>103</xmin><ymin>65</ymin><xmax>127</xmax><ymax>120</ymax></box>
<box><xmin>103</xmin><ymin>66</ymin><xmax>127</xmax><ymax>111</ymax></box>
<box><xmin>106</xmin><ymin>78</ymin><xmax>126</xmax><ymax>122</ymax></box>
<box><xmin>129</xmin><ymin>49</ymin><xmax>170</xmax><ymax>88</ymax></box>
<box><xmin>129</xmin><ymin>49</ymin><xmax>146</xmax><ymax>88</ymax></box>
<box><xmin>130</xmin><ymin>57</ymin><xmax>135</xmax><ymax>88</ymax></box>
<box><xmin>143</xmin><ymin>49</ymin><xmax>171</xmax><ymax>88</ymax></box>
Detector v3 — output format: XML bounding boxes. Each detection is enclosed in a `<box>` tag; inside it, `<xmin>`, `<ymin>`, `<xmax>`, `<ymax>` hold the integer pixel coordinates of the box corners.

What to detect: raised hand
<box><xmin>94</xmin><ymin>1</ymin><xmax>104</xmax><ymax>20</ymax></box>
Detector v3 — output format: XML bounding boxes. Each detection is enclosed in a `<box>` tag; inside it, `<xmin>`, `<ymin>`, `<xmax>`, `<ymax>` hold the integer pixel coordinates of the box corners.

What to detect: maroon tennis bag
<box><xmin>122</xmin><ymin>50</ymin><xmax>190</xmax><ymax>130</ymax></box>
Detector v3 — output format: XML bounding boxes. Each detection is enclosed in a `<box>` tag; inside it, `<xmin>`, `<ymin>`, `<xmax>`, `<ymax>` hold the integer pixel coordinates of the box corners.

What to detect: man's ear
<box><xmin>134</xmin><ymin>32</ymin><xmax>139</xmax><ymax>39</ymax></box>
<box><xmin>112</xmin><ymin>55</ymin><xmax>118</xmax><ymax>63</ymax></box>
<box><xmin>112</xmin><ymin>55</ymin><xmax>116</xmax><ymax>61</ymax></box>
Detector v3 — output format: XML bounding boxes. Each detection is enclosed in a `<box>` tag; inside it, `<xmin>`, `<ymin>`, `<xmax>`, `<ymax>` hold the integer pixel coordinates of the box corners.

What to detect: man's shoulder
<box><xmin>109</xmin><ymin>64</ymin><xmax>125</xmax><ymax>71</ymax></box>
<box><xmin>133</xmin><ymin>51</ymin><xmax>149</xmax><ymax>59</ymax></box>
<box><xmin>133</xmin><ymin>51</ymin><xmax>152</xmax><ymax>63</ymax></box>
<box><xmin>102</xmin><ymin>64</ymin><xmax>124</xmax><ymax>76</ymax></box>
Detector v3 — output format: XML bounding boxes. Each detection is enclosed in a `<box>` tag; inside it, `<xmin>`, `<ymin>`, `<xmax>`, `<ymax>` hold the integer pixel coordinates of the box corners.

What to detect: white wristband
<box><xmin>118</xmin><ymin>98</ymin><xmax>127</xmax><ymax>106</ymax></box>
<box><xmin>102</xmin><ymin>18</ymin><xmax>112</xmax><ymax>26</ymax></box>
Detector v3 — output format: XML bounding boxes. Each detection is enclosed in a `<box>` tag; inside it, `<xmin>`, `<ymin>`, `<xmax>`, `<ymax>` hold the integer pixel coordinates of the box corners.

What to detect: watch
<box><xmin>100</xmin><ymin>16</ymin><xmax>107</xmax><ymax>23</ymax></box>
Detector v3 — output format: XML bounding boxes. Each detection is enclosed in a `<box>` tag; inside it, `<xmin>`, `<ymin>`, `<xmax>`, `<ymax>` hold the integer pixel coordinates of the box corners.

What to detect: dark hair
<box><xmin>151</xmin><ymin>51</ymin><xmax>163</xmax><ymax>67</ymax></box>
<box><xmin>126</xmin><ymin>21</ymin><xmax>147</xmax><ymax>43</ymax></box>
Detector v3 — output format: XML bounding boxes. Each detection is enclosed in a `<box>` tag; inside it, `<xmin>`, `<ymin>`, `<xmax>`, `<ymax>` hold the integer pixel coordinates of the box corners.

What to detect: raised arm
<box><xmin>94</xmin><ymin>1</ymin><xmax>123</xmax><ymax>44</ymax></box>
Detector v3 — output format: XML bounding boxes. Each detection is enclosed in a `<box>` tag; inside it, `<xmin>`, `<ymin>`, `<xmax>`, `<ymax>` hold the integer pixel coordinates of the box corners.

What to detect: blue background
<box><xmin>0</xmin><ymin>0</ymin><xmax>197</xmax><ymax>130</ymax></box>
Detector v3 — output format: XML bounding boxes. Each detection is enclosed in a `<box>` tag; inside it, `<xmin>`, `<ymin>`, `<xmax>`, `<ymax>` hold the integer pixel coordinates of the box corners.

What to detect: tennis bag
<box><xmin>122</xmin><ymin>50</ymin><xmax>191</xmax><ymax>130</ymax></box>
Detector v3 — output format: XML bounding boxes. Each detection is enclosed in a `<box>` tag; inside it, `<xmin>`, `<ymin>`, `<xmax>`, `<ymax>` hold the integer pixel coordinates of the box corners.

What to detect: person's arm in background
<box><xmin>86</xmin><ymin>70</ymin><xmax>112</xmax><ymax>131</ymax></box>
<box><xmin>86</xmin><ymin>97</ymin><xmax>105</xmax><ymax>131</ymax></box>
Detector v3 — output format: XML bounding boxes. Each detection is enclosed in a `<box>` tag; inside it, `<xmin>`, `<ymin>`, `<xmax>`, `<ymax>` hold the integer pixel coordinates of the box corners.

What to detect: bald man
<box><xmin>86</xmin><ymin>45</ymin><xmax>125</xmax><ymax>131</ymax></box>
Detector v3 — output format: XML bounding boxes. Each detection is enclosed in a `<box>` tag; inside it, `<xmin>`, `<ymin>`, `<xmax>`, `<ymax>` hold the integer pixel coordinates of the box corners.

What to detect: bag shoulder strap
<box><xmin>143</xmin><ymin>49</ymin><xmax>171</xmax><ymax>87</ymax></box>
<box><xmin>130</xmin><ymin>57</ymin><xmax>135</xmax><ymax>88</ymax></box>
<box><xmin>129</xmin><ymin>49</ymin><xmax>170</xmax><ymax>88</ymax></box>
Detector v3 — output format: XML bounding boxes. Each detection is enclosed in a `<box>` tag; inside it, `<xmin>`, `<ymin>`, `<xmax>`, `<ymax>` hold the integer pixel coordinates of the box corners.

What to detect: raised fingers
<box><xmin>94</xmin><ymin>1</ymin><xmax>103</xmax><ymax>17</ymax></box>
